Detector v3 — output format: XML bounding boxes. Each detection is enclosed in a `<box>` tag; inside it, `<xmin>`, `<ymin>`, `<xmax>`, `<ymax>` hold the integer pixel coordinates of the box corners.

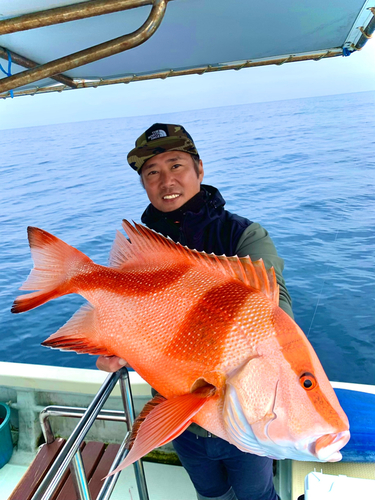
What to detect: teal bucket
<box><xmin>0</xmin><ymin>402</ymin><xmax>13</xmax><ymax>468</ymax></box>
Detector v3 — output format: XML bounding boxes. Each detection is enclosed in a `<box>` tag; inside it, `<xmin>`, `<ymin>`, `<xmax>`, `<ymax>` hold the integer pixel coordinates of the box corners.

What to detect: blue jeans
<box><xmin>172</xmin><ymin>430</ymin><xmax>279</xmax><ymax>500</ymax></box>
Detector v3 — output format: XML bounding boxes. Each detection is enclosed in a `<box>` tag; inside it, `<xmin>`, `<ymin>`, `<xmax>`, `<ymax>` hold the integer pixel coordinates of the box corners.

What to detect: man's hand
<box><xmin>96</xmin><ymin>355</ymin><xmax>130</xmax><ymax>372</ymax></box>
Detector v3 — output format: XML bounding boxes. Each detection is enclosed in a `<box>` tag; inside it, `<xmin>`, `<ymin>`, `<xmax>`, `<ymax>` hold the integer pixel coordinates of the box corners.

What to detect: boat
<box><xmin>0</xmin><ymin>1</ymin><xmax>375</xmax><ymax>499</ymax></box>
<box><xmin>1</xmin><ymin>364</ymin><xmax>374</xmax><ymax>499</ymax></box>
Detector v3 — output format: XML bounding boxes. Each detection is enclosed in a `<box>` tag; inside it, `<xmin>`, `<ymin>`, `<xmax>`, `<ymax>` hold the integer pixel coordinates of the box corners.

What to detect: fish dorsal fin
<box><xmin>109</xmin><ymin>220</ymin><xmax>182</xmax><ymax>268</ymax></box>
<box><xmin>109</xmin><ymin>220</ymin><xmax>279</xmax><ymax>304</ymax></box>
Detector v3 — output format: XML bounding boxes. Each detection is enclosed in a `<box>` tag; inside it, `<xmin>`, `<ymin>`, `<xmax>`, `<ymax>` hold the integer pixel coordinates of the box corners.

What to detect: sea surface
<box><xmin>1</xmin><ymin>91</ymin><xmax>374</xmax><ymax>384</ymax></box>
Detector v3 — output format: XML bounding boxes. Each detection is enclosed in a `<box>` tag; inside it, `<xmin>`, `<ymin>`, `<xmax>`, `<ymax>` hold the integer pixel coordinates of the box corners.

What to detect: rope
<box><xmin>0</xmin><ymin>49</ymin><xmax>14</xmax><ymax>98</ymax></box>
<box><xmin>307</xmin><ymin>228</ymin><xmax>340</xmax><ymax>338</ymax></box>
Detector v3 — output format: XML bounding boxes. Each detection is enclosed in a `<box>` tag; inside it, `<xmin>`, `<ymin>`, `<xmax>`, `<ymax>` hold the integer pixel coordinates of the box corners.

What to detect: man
<box><xmin>97</xmin><ymin>123</ymin><xmax>293</xmax><ymax>500</ymax></box>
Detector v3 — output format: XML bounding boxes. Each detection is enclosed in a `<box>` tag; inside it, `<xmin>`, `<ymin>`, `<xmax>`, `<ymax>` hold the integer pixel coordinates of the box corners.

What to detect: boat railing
<box><xmin>40</xmin><ymin>406</ymin><xmax>127</xmax><ymax>444</ymax></box>
<box><xmin>31</xmin><ymin>367</ymin><xmax>149</xmax><ymax>500</ymax></box>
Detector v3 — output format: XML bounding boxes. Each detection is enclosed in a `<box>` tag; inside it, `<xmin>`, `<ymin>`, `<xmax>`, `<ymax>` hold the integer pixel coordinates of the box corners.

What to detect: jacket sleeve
<box><xmin>235</xmin><ymin>222</ymin><xmax>294</xmax><ymax>319</ymax></box>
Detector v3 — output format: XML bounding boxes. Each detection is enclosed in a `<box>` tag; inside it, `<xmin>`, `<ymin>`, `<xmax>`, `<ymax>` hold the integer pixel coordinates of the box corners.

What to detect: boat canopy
<box><xmin>0</xmin><ymin>0</ymin><xmax>374</xmax><ymax>98</ymax></box>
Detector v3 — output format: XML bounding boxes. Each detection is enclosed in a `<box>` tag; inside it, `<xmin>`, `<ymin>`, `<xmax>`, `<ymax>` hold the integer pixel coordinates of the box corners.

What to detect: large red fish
<box><xmin>12</xmin><ymin>221</ymin><xmax>350</xmax><ymax>474</ymax></box>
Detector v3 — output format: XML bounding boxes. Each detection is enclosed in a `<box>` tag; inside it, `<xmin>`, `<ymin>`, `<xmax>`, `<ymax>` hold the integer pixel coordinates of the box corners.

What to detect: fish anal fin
<box><xmin>41</xmin><ymin>304</ymin><xmax>113</xmax><ymax>356</ymax></box>
<box><xmin>105</xmin><ymin>385</ymin><xmax>215</xmax><ymax>478</ymax></box>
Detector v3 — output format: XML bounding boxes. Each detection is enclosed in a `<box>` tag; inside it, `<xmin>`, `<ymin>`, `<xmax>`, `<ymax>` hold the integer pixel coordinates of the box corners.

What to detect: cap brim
<box><xmin>127</xmin><ymin>137</ymin><xmax>198</xmax><ymax>172</ymax></box>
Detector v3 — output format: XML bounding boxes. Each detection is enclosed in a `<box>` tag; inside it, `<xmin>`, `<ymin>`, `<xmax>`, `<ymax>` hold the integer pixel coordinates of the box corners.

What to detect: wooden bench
<box><xmin>9</xmin><ymin>439</ymin><xmax>120</xmax><ymax>500</ymax></box>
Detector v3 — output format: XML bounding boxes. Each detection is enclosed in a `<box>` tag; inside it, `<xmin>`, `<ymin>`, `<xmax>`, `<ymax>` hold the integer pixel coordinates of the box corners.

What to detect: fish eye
<box><xmin>300</xmin><ymin>372</ymin><xmax>317</xmax><ymax>391</ymax></box>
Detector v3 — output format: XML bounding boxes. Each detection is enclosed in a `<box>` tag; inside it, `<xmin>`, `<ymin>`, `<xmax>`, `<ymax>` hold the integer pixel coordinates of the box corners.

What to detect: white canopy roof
<box><xmin>0</xmin><ymin>0</ymin><xmax>374</xmax><ymax>97</ymax></box>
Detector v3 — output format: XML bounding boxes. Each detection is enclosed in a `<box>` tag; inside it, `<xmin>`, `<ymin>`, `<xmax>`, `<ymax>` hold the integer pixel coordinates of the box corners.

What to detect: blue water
<box><xmin>1</xmin><ymin>91</ymin><xmax>374</xmax><ymax>384</ymax></box>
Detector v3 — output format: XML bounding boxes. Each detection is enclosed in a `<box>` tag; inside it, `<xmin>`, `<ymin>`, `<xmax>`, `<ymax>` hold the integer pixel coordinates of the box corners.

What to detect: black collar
<box><xmin>143</xmin><ymin>189</ymin><xmax>207</xmax><ymax>225</ymax></box>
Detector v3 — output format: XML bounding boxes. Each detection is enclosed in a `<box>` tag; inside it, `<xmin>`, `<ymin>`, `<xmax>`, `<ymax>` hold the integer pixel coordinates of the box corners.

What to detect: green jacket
<box><xmin>235</xmin><ymin>222</ymin><xmax>294</xmax><ymax>319</ymax></box>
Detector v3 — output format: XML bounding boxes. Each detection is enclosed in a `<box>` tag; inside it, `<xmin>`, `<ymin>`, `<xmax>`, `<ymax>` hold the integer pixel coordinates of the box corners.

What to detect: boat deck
<box><xmin>2</xmin><ymin>443</ymin><xmax>375</xmax><ymax>499</ymax></box>
<box><xmin>0</xmin><ymin>444</ymin><xmax>196</xmax><ymax>500</ymax></box>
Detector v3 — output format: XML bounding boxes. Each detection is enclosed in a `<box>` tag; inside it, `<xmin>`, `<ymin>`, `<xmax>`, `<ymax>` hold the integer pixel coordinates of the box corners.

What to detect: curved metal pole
<box><xmin>39</xmin><ymin>406</ymin><xmax>128</xmax><ymax>445</ymax></box>
<box><xmin>0</xmin><ymin>49</ymin><xmax>342</xmax><ymax>99</ymax></box>
<box><xmin>96</xmin><ymin>370</ymin><xmax>150</xmax><ymax>500</ymax></box>
<box><xmin>0</xmin><ymin>0</ymin><xmax>154</xmax><ymax>35</ymax></box>
<box><xmin>119</xmin><ymin>369</ymin><xmax>149</xmax><ymax>500</ymax></box>
<box><xmin>0</xmin><ymin>0</ymin><xmax>167</xmax><ymax>94</ymax></box>
<box><xmin>70</xmin><ymin>449</ymin><xmax>92</xmax><ymax>500</ymax></box>
<box><xmin>96</xmin><ymin>433</ymin><xmax>131</xmax><ymax>500</ymax></box>
<box><xmin>0</xmin><ymin>47</ymin><xmax>77</xmax><ymax>87</ymax></box>
<box><xmin>32</xmin><ymin>370</ymin><xmax>122</xmax><ymax>500</ymax></box>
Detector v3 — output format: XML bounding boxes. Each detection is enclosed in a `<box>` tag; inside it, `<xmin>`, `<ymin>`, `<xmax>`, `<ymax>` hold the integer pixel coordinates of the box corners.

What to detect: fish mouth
<box><xmin>308</xmin><ymin>430</ymin><xmax>350</xmax><ymax>462</ymax></box>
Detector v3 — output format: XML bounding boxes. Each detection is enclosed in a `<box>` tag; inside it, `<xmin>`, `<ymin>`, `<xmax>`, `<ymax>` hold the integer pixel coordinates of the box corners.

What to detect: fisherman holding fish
<box><xmin>98</xmin><ymin>123</ymin><xmax>293</xmax><ymax>500</ymax></box>
<box><xmin>14</xmin><ymin>123</ymin><xmax>350</xmax><ymax>500</ymax></box>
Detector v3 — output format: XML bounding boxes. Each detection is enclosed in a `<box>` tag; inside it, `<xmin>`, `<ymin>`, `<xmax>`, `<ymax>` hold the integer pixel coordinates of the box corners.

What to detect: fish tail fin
<box><xmin>11</xmin><ymin>289</ymin><xmax>60</xmax><ymax>314</ymax></box>
<box><xmin>11</xmin><ymin>227</ymin><xmax>92</xmax><ymax>313</ymax></box>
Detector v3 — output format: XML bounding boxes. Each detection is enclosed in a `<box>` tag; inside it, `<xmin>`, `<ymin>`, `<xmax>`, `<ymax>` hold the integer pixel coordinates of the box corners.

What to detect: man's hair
<box><xmin>139</xmin><ymin>153</ymin><xmax>201</xmax><ymax>188</ymax></box>
<box><xmin>191</xmin><ymin>154</ymin><xmax>201</xmax><ymax>177</ymax></box>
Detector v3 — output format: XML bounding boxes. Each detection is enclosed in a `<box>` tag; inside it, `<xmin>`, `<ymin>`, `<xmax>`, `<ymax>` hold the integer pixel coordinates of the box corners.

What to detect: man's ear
<box><xmin>198</xmin><ymin>160</ymin><xmax>204</xmax><ymax>183</ymax></box>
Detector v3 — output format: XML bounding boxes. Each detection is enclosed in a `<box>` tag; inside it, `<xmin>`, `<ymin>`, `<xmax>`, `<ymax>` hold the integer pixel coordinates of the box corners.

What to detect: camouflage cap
<box><xmin>127</xmin><ymin>123</ymin><xmax>199</xmax><ymax>173</ymax></box>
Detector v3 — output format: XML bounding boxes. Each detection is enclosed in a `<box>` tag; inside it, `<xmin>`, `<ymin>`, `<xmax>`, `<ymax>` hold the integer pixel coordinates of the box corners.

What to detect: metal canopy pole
<box><xmin>0</xmin><ymin>0</ymin><xmax>167</xmax><ymax>94</ymax></box>
<box><xmin>0</xmin><ymin>49</ymin><xmax>343</xmax><ymax>99</ymax></box>
<box><xmin>0</xmin><ymin>0</ymin><xmax>154</xmax><ymax>35</ymax></box>
<box><xmin>0</xmin><ymin>47</ymin><xmax>77</xmax><ymax>88</ymax></box>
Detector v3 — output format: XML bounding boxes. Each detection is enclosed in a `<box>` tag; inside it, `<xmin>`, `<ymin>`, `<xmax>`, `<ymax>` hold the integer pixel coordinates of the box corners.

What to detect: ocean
<box><xmin>1</xmin><ymin>91</ymin><xmax>374</xmax><ymax>384</ymax></box>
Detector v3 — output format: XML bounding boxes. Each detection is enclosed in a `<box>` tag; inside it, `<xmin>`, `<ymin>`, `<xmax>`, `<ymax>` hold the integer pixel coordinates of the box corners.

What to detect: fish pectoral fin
<box><xmin>105</xmin><ymin>385</ymin><xmax>215</xmax><ymax>478</ymax></box>
<box><xmin>41</xmin><ymin>304</ymin><xmax>113</xmax><ymax>356</ymax></box>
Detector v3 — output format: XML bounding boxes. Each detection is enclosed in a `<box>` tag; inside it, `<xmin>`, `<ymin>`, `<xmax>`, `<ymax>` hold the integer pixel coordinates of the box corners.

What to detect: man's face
<box><xmin>140</xmin><ymin>151</ymin><xmax>204</xmax><ymax>212</ymax></box>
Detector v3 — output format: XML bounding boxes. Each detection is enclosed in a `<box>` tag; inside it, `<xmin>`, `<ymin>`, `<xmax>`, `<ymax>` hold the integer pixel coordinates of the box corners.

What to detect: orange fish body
<box><xmin>12</xmin><ymin>221</ymin><xmax>350</xmax><ymax>472</ymax></box>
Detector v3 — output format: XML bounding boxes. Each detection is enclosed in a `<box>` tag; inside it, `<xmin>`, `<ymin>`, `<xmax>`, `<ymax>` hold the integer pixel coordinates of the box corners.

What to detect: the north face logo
<box><xmin>148</xmin><ymin>129</ymin><xmax>167</xmax><ymax>141</ymax></box>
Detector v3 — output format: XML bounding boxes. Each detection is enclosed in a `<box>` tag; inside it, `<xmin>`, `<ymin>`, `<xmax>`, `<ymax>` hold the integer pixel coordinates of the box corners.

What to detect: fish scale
<box><xmin>11</xmin><ymin>220</ymin><xmax>350</xmax><ymax>473</ymax></box>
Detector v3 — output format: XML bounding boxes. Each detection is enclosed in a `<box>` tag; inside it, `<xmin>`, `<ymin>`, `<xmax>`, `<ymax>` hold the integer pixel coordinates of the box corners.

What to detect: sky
<box><xmin>1</xmin><ymin>38</ymin><xmax>374</xmax><ymax>130</ymax></box>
